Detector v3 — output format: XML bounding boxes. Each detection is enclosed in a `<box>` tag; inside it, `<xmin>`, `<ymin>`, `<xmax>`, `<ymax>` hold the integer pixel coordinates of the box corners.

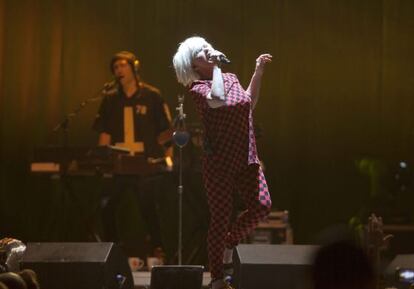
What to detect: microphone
<box><xmin>102</xmin><ymin>76</ymin><xmax>120</xmax><ymax>94</ymax></box>
<box><xmin>218</xmin><ymin>54</ymin><xmax>231</xmax><ymax>64</ymax></box>
<box><xmin>103</xmin><ymin>80</ymin><xmax>116</xmax><ymax>89</ymax></box>
<box><xmin>209</xmin><ymin>50</ymin><xmax>231</xmax><ymax>64</ymax></box>
<box><xmin>103</xmin><ymin>76</ymin><xmax>120</xmax><ymax>89</ymax></box>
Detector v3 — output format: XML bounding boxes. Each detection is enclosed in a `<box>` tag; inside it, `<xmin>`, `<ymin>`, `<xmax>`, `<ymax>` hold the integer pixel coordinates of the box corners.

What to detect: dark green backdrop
<box><xmin>1</xmin><ymin>0</ymin><xmax>414</xmax><ymax>258</ymax></box>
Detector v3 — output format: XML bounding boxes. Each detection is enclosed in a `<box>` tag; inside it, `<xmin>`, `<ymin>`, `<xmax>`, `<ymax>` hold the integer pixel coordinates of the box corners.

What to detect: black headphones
<box><xmin>110</xmin><ymin>51</ymin><xmax>140</xmax><ymax>75</ymax></box>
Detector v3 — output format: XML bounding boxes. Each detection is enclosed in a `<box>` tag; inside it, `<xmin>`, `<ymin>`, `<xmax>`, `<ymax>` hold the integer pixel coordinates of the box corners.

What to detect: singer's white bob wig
<box><xmin>173</xmin><ymin>36</ymin><xmax>213</xmax><ymax>86</ymax></box>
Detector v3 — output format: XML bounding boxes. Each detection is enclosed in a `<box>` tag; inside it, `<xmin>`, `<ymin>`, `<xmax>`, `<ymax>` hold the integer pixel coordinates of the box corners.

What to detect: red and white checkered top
<box><xmin>190</xmin><ymin>73</ymin><xmax>260</xmax><ymax>175</ymax></box>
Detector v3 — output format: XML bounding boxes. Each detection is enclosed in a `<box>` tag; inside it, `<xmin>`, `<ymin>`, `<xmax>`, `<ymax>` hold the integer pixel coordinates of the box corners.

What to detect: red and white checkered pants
<box><xmin>203</xmin><ymin>163</ymin><xmax>272</xmax><ymax>279</ymax></box>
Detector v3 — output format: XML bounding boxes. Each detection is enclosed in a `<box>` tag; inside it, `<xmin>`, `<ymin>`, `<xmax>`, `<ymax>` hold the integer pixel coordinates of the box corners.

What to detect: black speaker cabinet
<box><xmin>150</xmin><ymin>265</ymin><xmax>204</xmax><ymax>289</ymax></box>
<box><xmin>234</xmin><ymin>244</ymin><xmax>318</xmax><ymax>289</ymax></box>
<box><xmin>20</xmin><ymin>242</ymin><xmax>133</xmax><ymax>289</ymax></box>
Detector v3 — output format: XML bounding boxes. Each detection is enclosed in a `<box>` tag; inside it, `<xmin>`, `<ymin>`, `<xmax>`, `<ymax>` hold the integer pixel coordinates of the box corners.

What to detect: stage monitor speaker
<box><xmin>234</xmin><ymin>244</ymin><xmax>318</xmax><ymax>289</ymax></box>
<box><xmin>385</xmin><ymin>254</ymin><xmax>414</xmax><ymax>289</ymax></box>
<box><xmin>20</xmin><ymin>242</ymin><xmax>133</xmax><ymax>289</ymax></box>
<box><xmin>150</xmin><ymin>265</ymin><xmax>204</xmax><ymax>289</ymax></box>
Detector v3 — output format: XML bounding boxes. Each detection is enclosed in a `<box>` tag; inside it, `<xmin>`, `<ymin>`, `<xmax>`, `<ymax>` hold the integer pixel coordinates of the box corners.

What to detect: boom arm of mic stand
<box><xmin>49</xmin><ymin>88</ymin><xmax>106</xmax><ymax>145</ymax></box>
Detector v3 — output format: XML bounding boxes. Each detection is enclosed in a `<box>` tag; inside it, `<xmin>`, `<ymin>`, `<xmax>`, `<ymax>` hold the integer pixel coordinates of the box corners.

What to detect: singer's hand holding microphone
<box><xmin>207</xmin><ymin>49</ymin><xmax>231</xmax><ymax>65</ymax></box>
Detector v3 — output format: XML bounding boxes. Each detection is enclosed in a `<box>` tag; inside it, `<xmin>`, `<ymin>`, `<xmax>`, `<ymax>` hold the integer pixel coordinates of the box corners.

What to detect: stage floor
<box><xmin>132</xmin><ymin>271</ymin><xmax>211</xmax><ymax>288</ymax></box>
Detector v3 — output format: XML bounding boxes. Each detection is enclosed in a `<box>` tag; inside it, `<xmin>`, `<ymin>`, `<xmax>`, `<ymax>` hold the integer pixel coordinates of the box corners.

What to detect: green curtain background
<box><xmin>1</xmin><ymin>0</ymin><xmax>414</xmax><ymax>258</ymax></box>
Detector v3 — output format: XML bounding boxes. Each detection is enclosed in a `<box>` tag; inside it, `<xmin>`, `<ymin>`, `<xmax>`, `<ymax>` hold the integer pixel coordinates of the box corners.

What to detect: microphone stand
<box><xmin>51</xmin><ymin>92</ymin><xmax>105</xmax><ymax>146</ymax></box>
<box><xmin>173</xmin><ymin>94</ymin><xmax>190</xmax><ymax>265</ymax></box>
<box><xmin>50</xmin><ymin>77</ymin><xmax>118</xmax><ymax>146</ymax></box>
<box><xmin>47</xmin><ymin>85</ymin><xmax>112</xmax><ymax>242</ymax></box>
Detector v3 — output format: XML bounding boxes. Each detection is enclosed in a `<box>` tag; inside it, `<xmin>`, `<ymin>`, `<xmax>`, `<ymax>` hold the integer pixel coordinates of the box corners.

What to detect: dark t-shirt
<box><xmin>92</xmin><ymin>82</ymin><xmax>171</xmax><ymax>158</ymax></box>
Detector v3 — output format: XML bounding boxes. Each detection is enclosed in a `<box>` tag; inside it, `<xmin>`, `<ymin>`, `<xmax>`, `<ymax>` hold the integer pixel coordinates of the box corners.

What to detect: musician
<box><xmin>93</xmin><ymin>51</ymin><xmax>172</xmax><ymax>259</ymax></box>
<box><xmin>173</xmin><ymin>37</ymin><xmax>272</xmax><ymax>289</ymax></box>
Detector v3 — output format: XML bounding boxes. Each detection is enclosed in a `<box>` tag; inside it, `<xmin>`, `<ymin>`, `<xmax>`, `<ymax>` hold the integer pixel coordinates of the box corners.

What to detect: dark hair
<box><xmin>110</xmin><ymin>51</ymin><xmax>140</xmax><ymax>75</ymax></box>
<box><xmin>0</xmin><ymin>272</ymin><xmax>27</xmax><ymax>289</ymax></box>
<box><xmin>312</xmin><ymin>241</ymin><xmax>374</xmax><ymax>289</ymax></box>
<box><xmin>17</xmin><ymin>270</ymin><xmax>39</xmax><ymax>289</ymax></box>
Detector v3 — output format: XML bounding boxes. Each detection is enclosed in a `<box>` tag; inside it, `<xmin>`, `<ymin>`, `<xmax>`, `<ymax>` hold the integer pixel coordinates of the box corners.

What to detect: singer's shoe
<box><xmin>223</xmin><ymin>263</ymin><xmax>234</xmax><ymax>285</ymax></box>
<box><xmin>209</xmin><ymin>278</ymin><xmax>235</xmax><ymax>289</ymax></box>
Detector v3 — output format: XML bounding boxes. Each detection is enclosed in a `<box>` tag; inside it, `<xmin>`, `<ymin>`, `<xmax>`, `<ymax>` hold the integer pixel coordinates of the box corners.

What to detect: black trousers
<box><xmin>101</xmin><ymin>175</ymin><xmax>163</xmax><ymax>249</ymax></box>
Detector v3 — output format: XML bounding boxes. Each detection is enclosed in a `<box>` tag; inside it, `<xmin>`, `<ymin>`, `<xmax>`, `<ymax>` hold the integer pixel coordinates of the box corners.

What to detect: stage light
<box><xmin>399</xmin><ymin>161</ymin><xmax>408</xmax><ymax>169</ymax></box>
<box><xmin>397</xmin><ymin>268</ymin><xmax>414</xmax><ymax>284</ymax></box>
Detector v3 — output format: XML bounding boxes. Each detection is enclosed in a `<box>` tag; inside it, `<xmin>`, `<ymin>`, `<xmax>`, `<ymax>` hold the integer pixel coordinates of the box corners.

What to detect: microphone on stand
<box><xmin>173</xmin><ymin>95</ymin><xmax>190</xmax><ymax>148</ymax></box>
<box><xmin>102</xmin><ymin>76</ymin><xmax>120</xmax><ymax>95</ymax></box>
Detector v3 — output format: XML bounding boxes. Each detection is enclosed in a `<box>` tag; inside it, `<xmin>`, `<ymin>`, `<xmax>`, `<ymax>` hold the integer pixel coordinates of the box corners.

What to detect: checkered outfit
<box><xmin>190</xmin><ymin>73</ymin><xmax>272</xmax><ymax>280</ymax></box>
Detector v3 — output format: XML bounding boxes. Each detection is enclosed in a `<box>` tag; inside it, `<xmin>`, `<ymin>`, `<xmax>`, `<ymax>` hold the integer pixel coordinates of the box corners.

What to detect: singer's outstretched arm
<box><xmin>246</xmin><ymin>54</ymin><xmax>272</xmax><ymax>109</ymax></box>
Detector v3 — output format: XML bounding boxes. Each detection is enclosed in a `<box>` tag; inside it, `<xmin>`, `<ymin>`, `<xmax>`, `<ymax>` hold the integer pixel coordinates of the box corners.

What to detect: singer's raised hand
<box><xmin>246</xmin><ymin>53</ymin><xmax>273</xmax><ymax>109</ymax></box>
<box><xmin>255</xmin><ymin>54</ymin><xmax>273</xmax><ymax>74</ymax></box>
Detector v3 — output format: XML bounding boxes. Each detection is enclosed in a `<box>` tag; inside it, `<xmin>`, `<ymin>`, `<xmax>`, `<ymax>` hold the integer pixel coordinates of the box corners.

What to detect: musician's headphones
<box><xmin>110</xmin><ymin>51</ymin><xmax>140</xmax><ymax>75</ymax></box>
